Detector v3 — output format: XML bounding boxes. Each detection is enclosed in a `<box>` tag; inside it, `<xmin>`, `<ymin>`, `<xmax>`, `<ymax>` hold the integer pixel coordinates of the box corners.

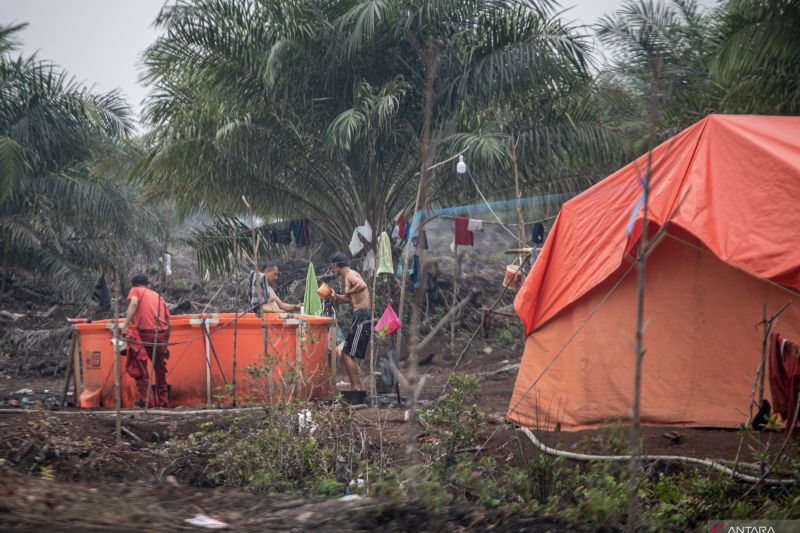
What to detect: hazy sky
<box><xmin>3</xmin><ymin>0</ymin><xmax>715</xmax><ymax>124</ymax></box>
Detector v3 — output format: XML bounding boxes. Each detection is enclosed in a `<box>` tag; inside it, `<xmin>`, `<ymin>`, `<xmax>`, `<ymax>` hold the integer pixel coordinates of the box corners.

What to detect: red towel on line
<box><xmin>769</xmin><ymin>332</ymin><xmax>800</xmax><ymax>436</ymax></box>
<box><xmin>398</xmin><ymin>214</ymin><xmax>406</xmax><ymax>241</ymax></box>
<box><xmin>454</xmin><ymin>216</ymin><xmax>474</xmax><ymax>246</ymax></box>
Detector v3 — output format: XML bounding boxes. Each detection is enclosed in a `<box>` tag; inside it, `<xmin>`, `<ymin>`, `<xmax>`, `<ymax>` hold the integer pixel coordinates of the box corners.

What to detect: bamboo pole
<box><xmin>450</xmin><ymin>242</ymin><xmax>459</xmax><ymax>359</ymax></box>
<box><xmin>369</xmin><ymin>248</ymin><xmax>378</xmax><ymax>401</ymax></box>
<box><xmin>510</xmin><ymin>135</ymin><xmax>527</xmax><ymax>250</ymax></box>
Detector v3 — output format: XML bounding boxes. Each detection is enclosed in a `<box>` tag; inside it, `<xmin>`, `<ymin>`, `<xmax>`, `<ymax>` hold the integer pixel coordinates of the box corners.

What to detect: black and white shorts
<box><xmin>343</xmin><ymin>309</ymin><xmax>371</xmax><ymax>360</ymax></box>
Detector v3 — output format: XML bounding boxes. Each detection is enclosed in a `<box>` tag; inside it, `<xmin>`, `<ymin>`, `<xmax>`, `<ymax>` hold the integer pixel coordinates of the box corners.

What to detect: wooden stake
<box><xmin>72</xmin><ymin>331</ymin><xmax>82</xmax><ymax>404</ymax></box>
<box><xmin>112</xmin><ymin>267</ymin><xmax>123</xmax><ymax>447</ymax></box>
<box><xmin>232</xmin><ymin>224</ymin><xmax>239</xmax><ymax>407</ymax></box>
<box><xmin>60</xmin><ymin>334</ymin><xmax>76</xmax><ymax>407</ymax></box>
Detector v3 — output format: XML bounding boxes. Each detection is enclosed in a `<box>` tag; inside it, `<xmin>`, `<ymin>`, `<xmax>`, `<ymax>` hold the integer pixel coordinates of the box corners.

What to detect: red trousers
<box><xmin>127</xmin><ymin>329</ymin><xmax>170</xmax><ymax>407</ymax></box>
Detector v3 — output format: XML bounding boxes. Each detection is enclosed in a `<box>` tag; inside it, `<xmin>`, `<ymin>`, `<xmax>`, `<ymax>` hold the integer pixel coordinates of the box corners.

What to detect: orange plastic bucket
<box><xmin>503</xmin><ymin>264</ymin><xmax>523</xmax><ymax>290</ymax></box>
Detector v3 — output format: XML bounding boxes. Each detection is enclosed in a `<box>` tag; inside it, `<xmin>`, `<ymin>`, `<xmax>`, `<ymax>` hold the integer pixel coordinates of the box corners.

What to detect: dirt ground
<box><xmin>1</xmin><ymin>266</ymin><xmax>793</xmax><ymax>530</ymax></box>
<box><xmin>0</xmin><ymin>338</ymin><xmax>784</xmax><ymax>531</ymax></box>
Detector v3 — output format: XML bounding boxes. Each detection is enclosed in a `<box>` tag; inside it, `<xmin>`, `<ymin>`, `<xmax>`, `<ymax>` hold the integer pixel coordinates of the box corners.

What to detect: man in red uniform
<box><xmin>121</xmin><ymin>274</ymin><xmax>171</xmax><ymax>407</ymax></box>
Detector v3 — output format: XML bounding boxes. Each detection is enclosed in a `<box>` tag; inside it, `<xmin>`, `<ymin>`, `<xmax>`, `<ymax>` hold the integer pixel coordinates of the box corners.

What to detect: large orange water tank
<box><xmin>76</xmin><ymin>313</ymin><xmax>334</xmax><ymax>409</ymax></box>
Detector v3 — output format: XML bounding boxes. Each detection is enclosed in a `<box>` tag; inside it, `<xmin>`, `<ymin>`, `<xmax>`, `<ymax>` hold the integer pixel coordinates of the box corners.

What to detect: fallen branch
<box><xmin>121</xmin><ymin>426</ymin><xmax>143</xmax><ymax>442</ymax></box>
<box><xmin>0</xmin><ymin>310</ymin><xmax>25</xmax><ymax>322</ymax></box>
<box><xmin>414</xmin><ymin>292</ymin><xmax>477</xmax><ymax>354</ymax></box>
<box><xmin>519</xmin><ymin>427</ymin><xmax>797</xmax><ymax>485</ymax></box>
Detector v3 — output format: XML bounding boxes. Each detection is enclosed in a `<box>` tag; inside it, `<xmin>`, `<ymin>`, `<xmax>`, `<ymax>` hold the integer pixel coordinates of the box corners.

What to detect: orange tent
<box><xmin>508</xmin><ymin>115</ymin><xmax>800</xmax><ymax>431</ymax></box>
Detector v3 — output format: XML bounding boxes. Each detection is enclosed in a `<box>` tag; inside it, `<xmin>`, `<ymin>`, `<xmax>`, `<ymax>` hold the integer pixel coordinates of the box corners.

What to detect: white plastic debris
<box><xmin>297</xmin><ymin>409</ymin><xmax>317</xmax><ymax>435</ymax></box>
<box><xmin>185</xmin><ymin>514</ymin><xmax>229</xmax><ymax>529</ymax></box>
<box><xmin>349</xmin><ymin>478</ymin><xmax>366</xmax><ymax>490</ymax></box>
<box><xmin>339</xmin><ymin>494</ymin><xmax>362</xmax><ymax>502</ymax></box>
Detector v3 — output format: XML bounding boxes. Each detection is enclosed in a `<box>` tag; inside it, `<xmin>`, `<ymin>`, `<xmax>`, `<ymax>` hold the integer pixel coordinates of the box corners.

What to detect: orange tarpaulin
<box><xmin>509</xmin><ymin>115</ymin><xmax>800</xmax><ymax>431</ymax></box>
<box><xmin>515</xmin><ymin>114</ymin><xmax>800</xmax><ymax>337</ymax></box>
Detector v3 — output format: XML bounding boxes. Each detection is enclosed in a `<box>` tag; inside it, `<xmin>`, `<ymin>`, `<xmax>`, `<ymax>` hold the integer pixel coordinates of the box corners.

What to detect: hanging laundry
<box><xmin>426</xmin><ymin>262</ymin><xmax>439</xmax><ymax>300</ymax></box>
<box><xmin>377</xmin><ymin>231</ymin><xmax>394</xmax><ymax>275</ymax></box>
<box><xmin>303</xmin><ymin>262</ymin><xmax>322</xmax><ymax>316</ymax></box>
<box><xmin>363</xmin><ymin>249</ymin><xmax>376</xmax><ymax>276</ymax></box>
<box><xmin>482</xmin><ymin>308</ymin><xmax>492</xmax><ymax>337</ymax></box>
<box><xmin>349</xmin><ymin>227</ymin><xmax>365</xmax><ymax>256</ymax></box>
<box><xmin>91</xmin><ymin>275</ymin><xmax>111</xmax><ymax>312</ymax></box>
<box><xmin>530</xmin><ymin>222</ymin><xmax>545</xmax><ymax>245</ymax></box>
<box><xmin>467</xmin><ymin>218</ymin><xmax>484</xmax><ymax>232</ymax></box>
<box><xmin>357</xmin><ymin>220</ymin><xmax>373</xmax><ymax>243</ymax></box>
<box><xmin>290</xmin><ymin>218</ymin><xmax>310</xmax><ymax>247</ymax></box>
<box><xmin>398</xmin><ymin>214</ymin><xmax>406</xmax><ymax>241</ymax></box>
<box><xmin>769</xmin><ymin>332</ymin><xmax>800</xmax><ymax>436</ymax></box>
<box><xmin>454</xmin><ymin>217</ymin><xmax>474</xmax><ymax>246</ymax></box>
<box><xmin>407</xmin><ymin>254</ymin><xmax>420</xmax><ymax>289</ymax></box>
<box><xmin>391</xmin><ymin>224</ymin><xmax>400</xmax><ymax>240</ymax></box>
<box><xmin>414</xmin><ymin>229</ymin><xmax>429</xmax><ymax>251</ymax></box>
<box><xmin>270</xmin><ymin>223</ymin><xmax>292</xmax><ymax>246</ymax></box>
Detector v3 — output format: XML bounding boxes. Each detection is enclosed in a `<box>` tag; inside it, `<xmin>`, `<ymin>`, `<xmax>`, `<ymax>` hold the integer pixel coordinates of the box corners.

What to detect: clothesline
<box><xmin>186</xmin><ymin>218</ymin><xmax>311</xmax><ymax>245</ymax></box>
<box><xmin>438</xmin><ymin>214</ymin><xmax>558</xmax><ymax>226</ymax></box>
<box><xmin>407</xmin><ymin>191</ymin><xmax>576</xmax><ymax>238</ymax></box>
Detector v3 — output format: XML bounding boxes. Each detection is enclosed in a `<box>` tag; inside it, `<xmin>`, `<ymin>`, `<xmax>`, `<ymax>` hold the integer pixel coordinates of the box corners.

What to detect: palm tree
<box><xmin>0</xmin><ymin>23</ymin><xmax>162</xmax><ymax>300</ymax></box>
<box><xmin>596</xmin><ymin>0</ymin><xmax>723</xmax><ymax>145</ymax></box>
<box><xmin>141</xmin><ymin>0</ymin><xmax>615</xmax><ymax>264</ymax></box>
<box><xmin>713</xmin><ymin>0</ymin><xmax>800</xmax><ymax>114</ymax></box>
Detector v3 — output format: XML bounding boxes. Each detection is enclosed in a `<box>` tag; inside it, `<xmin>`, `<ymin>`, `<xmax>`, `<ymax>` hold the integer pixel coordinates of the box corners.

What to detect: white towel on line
<box><xmin>467</xmin><ymin>218</ymin><xmax>484</xmax><ymax>232</ymax></box>
<box><xmin>349</xmin><ymin>228</ymin><xmax>364</xmax><ymax>256</ymax></box>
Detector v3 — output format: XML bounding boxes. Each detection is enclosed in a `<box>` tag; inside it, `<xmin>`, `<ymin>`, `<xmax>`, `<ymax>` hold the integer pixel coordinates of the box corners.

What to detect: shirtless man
<box><xmin>250</xmin><ymin>262</ymin><xmax>301</xmax><ymax>315</ymax></box>
<box><xmin>330</xmin><ymin>252</ymin><xmax>370</xmax><ymax>391</ymax></box>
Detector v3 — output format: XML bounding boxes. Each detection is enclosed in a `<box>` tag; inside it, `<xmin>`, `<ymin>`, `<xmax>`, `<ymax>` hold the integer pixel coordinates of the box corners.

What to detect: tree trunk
<box><xmin>511</xmin><ymin>136</ymin><xmax>526</xmax><ymax>249</ymax></box>
<box><xmin>406</xmin><ymin>39</ymin><xmax>440</xmax><ymax>466</ymax></box>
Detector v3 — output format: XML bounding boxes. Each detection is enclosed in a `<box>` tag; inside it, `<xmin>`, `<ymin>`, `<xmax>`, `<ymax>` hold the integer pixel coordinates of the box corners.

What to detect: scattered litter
<box><xmin>338</xmin><ymin>494</ymin><xmax>362</xmax><ymax>502</ymax></box>
<box><xmin>185</xmin><ymin>514</ymin><xmax>229</xmax><ymax>529</ymax></box>
<box><xmin>13</xmin><ymin>388</ymin><xmax>33</xmax><ymax>395</ymax></box>
<box><xmin>351</xmin><ymin>478</ymin><xmax>365</xmax><ymax>488</ymax></box>
<box><xmin>297</xmin><ymin>409</ymin><xmax>317</xmax><ymax>435</ymax></box>
<box><xmin>482</xmin><ymin>346</ymin><xmax>493</xmax><ymax>355</ymax></box>
<box><xmin>335</xmin><ymin>381</ymin><xmax>349</xmax><ymax>388</ymax></box>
